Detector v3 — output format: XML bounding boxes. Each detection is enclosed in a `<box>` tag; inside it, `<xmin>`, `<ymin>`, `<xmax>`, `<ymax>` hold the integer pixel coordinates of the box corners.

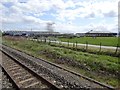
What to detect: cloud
<box><xmin>0</xmin><ymin>0</ymin><xmax>119</xmax><ymax>33</ymax></box>
<box><xmin>55</xmin><ymin>0</ymin><xmax>118</xmax><ymax>21</ymax></box>
<box><xmin>84</xmin><ymin>12</ymin><xmax>95</xmax><ymax>18</ymax></box>
<box><xmin>86</xmin><ymin>22</ymin><xmax>118</xmax><ymax>33</ymax></box>
<box><xmin>1</xmin><ymin>0</ymin><xmax>51</xmax><ymax>23</ymax></box>
<box><xmin>54</xmin><ymin>21</ymin><xmax>118</xmax><ymax>33</ymax></box>
<box><xmin>55</xmin><ymin>9</ymin><xmax>81</xmax><ymax>21</ymax></box>
<box><xmin>103</xmin><ymin>11</ymin><xmax>117</xmax><ymax>17</ymax></box>
<box><xmin>54</xmin><ymin>23</ymin><xmax>84</xmax><ymax>33</ymax></box>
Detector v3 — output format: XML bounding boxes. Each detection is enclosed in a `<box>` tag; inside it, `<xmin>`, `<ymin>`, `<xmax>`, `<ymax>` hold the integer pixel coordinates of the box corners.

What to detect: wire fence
<box><xmin>31</xmin><ymin>38</ymin><xmax>120</xmax><ymax>57</ymax></box>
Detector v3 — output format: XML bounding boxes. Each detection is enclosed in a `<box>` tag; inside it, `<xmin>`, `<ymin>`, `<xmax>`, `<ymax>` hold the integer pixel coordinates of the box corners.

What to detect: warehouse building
<box><xmin>85</xmin><ymin>30</ymin><xmax>117</xmax><ymax>37</ymax></box>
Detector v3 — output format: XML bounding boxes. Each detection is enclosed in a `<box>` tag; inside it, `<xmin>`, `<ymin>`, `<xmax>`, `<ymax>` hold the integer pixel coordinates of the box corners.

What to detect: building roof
<box><xmin>86</xmin><ymin>30</ymin><xmax>114</xmax><ymax>34</ymax></box>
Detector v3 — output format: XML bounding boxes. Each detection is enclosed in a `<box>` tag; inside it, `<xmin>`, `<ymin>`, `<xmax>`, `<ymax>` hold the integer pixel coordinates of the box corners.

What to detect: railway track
<box><xmin>1</xmin><ymin>45</ymin><xmax>116</xmax><ymax>89</ymax></box>
<box><xmin>2</xmin><ymin>66</ymin><xmax>18</xmax><ymax>89</ymax></box>
<box><xmin>1</xmin><ymin>52</ymin><xmax>60</xmax><ymax>89</ymax></box>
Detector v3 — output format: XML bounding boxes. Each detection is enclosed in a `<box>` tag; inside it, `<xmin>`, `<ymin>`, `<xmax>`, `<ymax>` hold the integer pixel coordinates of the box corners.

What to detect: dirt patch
<box><xmin>3</xmin><ymin>36</ymin><xmax>26</xmax><ymax>41</ymax></box>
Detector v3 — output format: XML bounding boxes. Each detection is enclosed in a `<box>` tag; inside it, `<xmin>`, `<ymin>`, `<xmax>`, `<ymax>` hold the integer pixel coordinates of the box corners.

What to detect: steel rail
<box><xmin>1</xmin><ymin>44</ymin><xmax>116</xmax><ymax>90</ymax></box>
<box><xmin>1</xmin><ymin>50</ymin><xmax>61</xmax><ymax>90</ymax></box>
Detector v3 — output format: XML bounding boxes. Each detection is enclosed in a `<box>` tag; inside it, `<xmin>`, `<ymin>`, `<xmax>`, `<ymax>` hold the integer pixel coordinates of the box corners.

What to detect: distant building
<box><xmin>59</xmin><ymin>33</ymin><xmax>75</xmax><ymax>38</ymax></box>
<box><xmin>85</xmin><ymin>30</ymin><xmax>117</xmax><ymax>37</ymax></box>
<box><xmin>3</xmin><ymin>31</ymin><xmax>60</xmax><ymax>37</ymax></box>
<box><xmin>76</xmin><ymin>33</ymin><xmax>85</xmax><ymax>37</ymax></box>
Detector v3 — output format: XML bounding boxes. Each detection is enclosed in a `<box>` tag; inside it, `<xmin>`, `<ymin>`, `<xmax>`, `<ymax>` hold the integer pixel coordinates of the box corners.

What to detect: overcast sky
<box><xmin>0</xmin><ymin>0</ymin><xmax>119</xmax><ymax>33</ymax></box>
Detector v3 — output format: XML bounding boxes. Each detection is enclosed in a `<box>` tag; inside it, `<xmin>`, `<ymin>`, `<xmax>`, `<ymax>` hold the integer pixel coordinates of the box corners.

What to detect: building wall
<box><xmin>85</xmin><ymin>33</ymin><xmax>117</xmax><ymax>37</ymax></box>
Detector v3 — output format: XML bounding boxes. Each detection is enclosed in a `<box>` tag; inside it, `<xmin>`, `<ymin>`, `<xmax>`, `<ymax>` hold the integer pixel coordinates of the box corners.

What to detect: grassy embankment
<box><xmin>2</xmin><ymin>36</ymin><xmax>119</xmax><ymax>87</ymax></box>
<box><xmin>59</xmin><ymin>37</ymin><xmax>119</xmax><ymax>47</ymax></box>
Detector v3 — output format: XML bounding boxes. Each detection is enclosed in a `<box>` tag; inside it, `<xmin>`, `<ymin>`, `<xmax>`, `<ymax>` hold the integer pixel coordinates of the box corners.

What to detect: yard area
<box><xmin>2</xmin><ymin>36</ymin><xmax>119</xmax><ymax>87</ymax></box>
<box><xmin>59</xmin><ymin>37</ymin><xmax>119</xmax><ymax>47</ymax></box>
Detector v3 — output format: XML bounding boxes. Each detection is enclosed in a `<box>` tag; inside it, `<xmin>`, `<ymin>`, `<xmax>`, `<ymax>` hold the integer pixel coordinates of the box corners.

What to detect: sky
<box><xmin>0</xmin><ymin>0</ymin><xmax>119</xmax><ymax>33</ymax></box>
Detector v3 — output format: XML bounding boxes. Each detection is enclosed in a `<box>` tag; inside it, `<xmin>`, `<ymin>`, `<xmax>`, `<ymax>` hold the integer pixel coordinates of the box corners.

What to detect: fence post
<box><xmin>54</xmin><ymin>40</ymin><xmax>55</xmax><ymax>45</ymax></box>
<box><xmin>99</xmin><ymin>42</ymin><xmax>101</xmax><ymax>52</ymax></box>
<box><xmin>86</xmin><ymin>41</ymin><xmax>88</xmax><ymax>51</ymax></box>
<box><xmin>68</xmin><ymin>40</ymin><xmax>69</xmax><ymax>47</ymax></box>
<box><xmin>73</xmin><ymin>42</ymin><xmax>75</xmax><ymax>48</ymax></box>
<box><xmin>44</xmin><ymin>38</ymin><xmax>46</xmax><ymax>43</ymax></box>
<box><xmin>115</xmin><ymin>44</ymin><xmax>119</xmax><ymax>54</ymax></box>
<box><xmin>76</xmin><ymin>41</ymin><xmax>77</xmax><ymax>49</ymax></box>
<box><xmin>56</xmin><ymin>40</ymin><xmax>57</xmax><ymax>45</ymax></box>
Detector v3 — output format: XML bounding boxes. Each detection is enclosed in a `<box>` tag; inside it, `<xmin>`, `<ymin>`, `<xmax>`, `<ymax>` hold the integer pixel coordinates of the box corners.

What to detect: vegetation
<box><xmin>47</xmin><ymin>40</ymin><xmax>119</xmax><ymax>57</ymax></box>
<box><xmin>35</xmin><ymin>37</ymin><xmax>119</xmax><ymax>57</ymax></box>
<box><xmin>59</xmin><ymin>37</ymin><xmax>119</xmax><ymax>47</ymax></box>
<box><xmin>2</xmin><ymin>36</ymin><xmax>119</xmax><ymax>87</ymax></box>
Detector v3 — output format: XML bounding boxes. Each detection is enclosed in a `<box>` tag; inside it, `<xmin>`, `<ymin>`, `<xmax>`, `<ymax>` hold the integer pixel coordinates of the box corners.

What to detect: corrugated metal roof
<box><xmin>86</xmin><ymin>30</ymin><xmax>112</xmax><ymax>33</ymax></box>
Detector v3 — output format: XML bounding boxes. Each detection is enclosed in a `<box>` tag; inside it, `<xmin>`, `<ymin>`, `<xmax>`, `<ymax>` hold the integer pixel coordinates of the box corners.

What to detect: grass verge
<box><xmin>59</xmin><ymin>37</ymin><xmax>120</xmax><ymax>47</ymax></box>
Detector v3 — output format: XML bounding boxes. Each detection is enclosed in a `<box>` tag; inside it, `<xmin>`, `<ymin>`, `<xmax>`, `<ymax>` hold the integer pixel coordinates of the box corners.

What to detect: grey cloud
<box><xmin>103</xmin><ymin>11</ymin><xmax>117</xmax><ymax>17</ymax></box>
<box><xmin>85</xmin><ymin>12</ymin><xmax>95</xmax><ymax>18</ymax></box>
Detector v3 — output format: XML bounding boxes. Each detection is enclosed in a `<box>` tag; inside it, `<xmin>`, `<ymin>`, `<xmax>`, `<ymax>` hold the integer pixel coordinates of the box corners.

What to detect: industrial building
<box><xmin>85</xmin><ymin>30</ymin><xmax>117</xmax><ymax>37</ymax></box>
<box><xmin>3</xmin><ymin>30</ymin><xmax>118</xmax><ymax>37</ymax></box>
<box><xmin>3</xmin><ymin>31</ymin><xmax>60</xmax><ymax>37</ymax></box>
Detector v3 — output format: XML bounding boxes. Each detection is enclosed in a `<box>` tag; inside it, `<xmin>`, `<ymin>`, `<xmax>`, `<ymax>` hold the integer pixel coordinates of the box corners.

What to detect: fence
<box><xmin>32</xmin><ymin>38</ymin><xmax>119</xmax><ymax>57</ymax></box>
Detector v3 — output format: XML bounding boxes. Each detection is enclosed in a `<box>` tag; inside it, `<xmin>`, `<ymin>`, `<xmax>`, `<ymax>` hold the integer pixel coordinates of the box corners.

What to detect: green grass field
<box><xmin>2</xmin><ymin>36</ymin><xmax>119</xmax><ymax>87</ymax></box>
<box><xmin>59</xmin><ymin>37</ymin><xmax>119</xmax><ymax>47</ymax></box>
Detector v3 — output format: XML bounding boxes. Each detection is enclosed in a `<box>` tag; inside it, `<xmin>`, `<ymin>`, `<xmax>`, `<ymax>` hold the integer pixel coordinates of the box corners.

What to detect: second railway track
<box><xmin>1</xmin><ymin>45</ymin><xmax>116</xmax><ymax>90</ymax></box>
